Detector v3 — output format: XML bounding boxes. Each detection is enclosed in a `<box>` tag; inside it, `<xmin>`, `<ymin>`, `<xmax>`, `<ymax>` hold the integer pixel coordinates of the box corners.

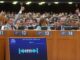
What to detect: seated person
<box><xmin>1</xmin><ymin>6</ymin><xmax>24</xmax><ymax>30</ymax></box>
<box><xmin>14</xmin><ymin>20</ymin><xmax>25</xmax><ymax>30</ymax></box>
<box><xmin>49</xmin><ymin>22</ymin><xmax>56</xmax><ymax>30</ymax></box>
<box><xmin>35</xmin><ymin>18</ymin><xmax>51</xmax><ymax>30</ymax></box>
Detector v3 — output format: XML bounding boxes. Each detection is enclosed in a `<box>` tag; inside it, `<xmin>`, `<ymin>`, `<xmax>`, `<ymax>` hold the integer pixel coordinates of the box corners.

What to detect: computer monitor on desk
<box><xmin>18</xmin><ymin>26</ymin><xmax>25</xmax><ymax>30</ymax></box>
<box><xmin>41</xmin><ymin>26</ymin><xmax>47</xmax><ymax>30</ymax></box>
<box><xmin>28</xmin><ymin>26</ymin><xmax>34</xmax><ymax>30</ymax></box>
<box><xmin>71</xmin><ymin>26</ymin><xmax>79</xmax><ymax>30</ymax></box>
<box><xmin>50</xmin><ymin>26</ymin><xmax>55</xmax><ymax>30</ymax></box>
<box><xmin>64</xmin><ymin>26</ymin><xmax>72</xmax><ymax>30</ymax></box>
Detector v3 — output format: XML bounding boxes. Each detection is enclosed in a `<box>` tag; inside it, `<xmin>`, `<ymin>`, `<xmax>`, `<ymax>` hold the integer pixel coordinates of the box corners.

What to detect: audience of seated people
<box><xmin>0</xmin><ymin>7</ymin><xmax>80</xmax><ymax>30</ymax></box>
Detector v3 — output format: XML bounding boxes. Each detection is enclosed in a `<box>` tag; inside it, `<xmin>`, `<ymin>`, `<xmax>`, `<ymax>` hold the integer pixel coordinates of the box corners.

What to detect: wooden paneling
<box><xmin>0</xmin><ymin>30</ymin><xmax>79</xmax><ymax>60</ymax></box>
<box><xmin>0</xmin><ymin>38</ymin><xmax>5</xmax><ymax>60</ymax></box>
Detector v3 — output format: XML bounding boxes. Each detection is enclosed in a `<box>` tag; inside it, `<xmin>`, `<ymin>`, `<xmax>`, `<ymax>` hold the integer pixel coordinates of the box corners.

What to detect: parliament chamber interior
<box><xmin>0</xmin><ymin>0</ymin><xmax>80</xmax><ymax>60</ymax></box>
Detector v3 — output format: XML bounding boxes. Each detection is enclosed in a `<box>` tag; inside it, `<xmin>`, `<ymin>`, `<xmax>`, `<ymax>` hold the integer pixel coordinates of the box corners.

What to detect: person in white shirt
<box><xmin>1</xmin><ymin>6</ymin><xmax>25</xmax><ymax>30</ymax></box>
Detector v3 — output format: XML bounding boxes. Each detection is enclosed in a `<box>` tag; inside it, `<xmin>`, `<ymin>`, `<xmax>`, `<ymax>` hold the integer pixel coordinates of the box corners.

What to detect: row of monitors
<box><xmin>16</xmin><ymin>26</ymin><xmax>79</xmax><ymax>30</ymax></box>
<box><xmin>42</xmin><ymin>26</ymin><xmax>79</xmax><ymax>30</ymax></box>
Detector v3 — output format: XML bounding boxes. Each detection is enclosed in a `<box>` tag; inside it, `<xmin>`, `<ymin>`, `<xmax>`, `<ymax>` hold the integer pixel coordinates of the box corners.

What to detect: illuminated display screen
<box><xmin>9</xmin><ymin>38</ymin><xmax>47</xmax><ymax>60</ymax></box>
<box><xmin>61</xmin><ymin>31</ymin><xmax>74</xmax><ymax>36</ymax></box>
<box><xmin>37</xmin><ymin>31</ymin><xmax>50</xmax><ymax>36</ymax></box>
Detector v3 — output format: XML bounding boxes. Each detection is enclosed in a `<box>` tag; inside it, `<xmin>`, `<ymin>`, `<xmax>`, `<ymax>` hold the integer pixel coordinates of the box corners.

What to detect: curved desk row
<box><xmin>0</xmin><ymin>30</ymin><xmax>80</xmax><ymax>60</ymax></box>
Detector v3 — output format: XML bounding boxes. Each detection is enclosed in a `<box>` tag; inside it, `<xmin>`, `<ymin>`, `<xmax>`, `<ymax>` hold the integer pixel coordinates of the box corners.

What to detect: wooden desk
<box><xmin>0</xmin><ymin>30</ymin><xmax>79</xmax><ymax>60</ymax></box>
